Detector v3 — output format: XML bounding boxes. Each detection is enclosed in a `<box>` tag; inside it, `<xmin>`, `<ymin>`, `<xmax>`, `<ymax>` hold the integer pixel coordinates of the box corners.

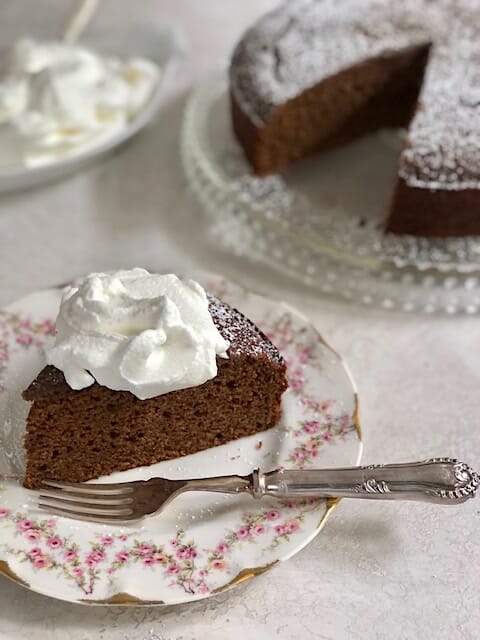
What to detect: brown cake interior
<box><xmin>231</xmin><ymin>44</ymin><xmax>429</xmax><ymax>177</ymax></box>
<box><xmin>22</xmin><ymin>296</ymin><xmax>288</xmax><ymax>489</ymax></box>
<box><xmin>386</xmin><ymin>179</ymin><xmax>480</xmax><ymax>237</ymax></box>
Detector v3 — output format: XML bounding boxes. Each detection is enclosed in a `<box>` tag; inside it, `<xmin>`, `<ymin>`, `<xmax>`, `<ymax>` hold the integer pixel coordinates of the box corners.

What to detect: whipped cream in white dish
<box><xmin>0</xmin><ymin>39</ymin><xmax>160</xmax><ymax>169</ymax></box>
<box><xmin>46</xmin><ymin>269</ymin><xmax>230</xmax><ymax>400</ymax></box>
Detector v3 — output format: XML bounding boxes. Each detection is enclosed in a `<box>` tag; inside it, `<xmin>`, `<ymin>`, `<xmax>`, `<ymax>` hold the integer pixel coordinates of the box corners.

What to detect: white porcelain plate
<box><xmin>0</xmin><ymin>23</ymin><xmax>183</xmax><ymax>193</ymax></box>
<box><xmin>0</xmin><ymin>274</ymin><xmax>361</xmax><ymax>605</ymax></box>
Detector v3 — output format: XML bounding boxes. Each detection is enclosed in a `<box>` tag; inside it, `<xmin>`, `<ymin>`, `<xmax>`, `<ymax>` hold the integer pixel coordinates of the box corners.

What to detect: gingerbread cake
<box><xmin>23</xmin><ymin>290</ymin><xmax>287</xmax><ymax>489</ymax></box>
<box><xmin>230</xmin><ymin>0</ymin><xmax>480</xmax><ymax>237</ymax></box>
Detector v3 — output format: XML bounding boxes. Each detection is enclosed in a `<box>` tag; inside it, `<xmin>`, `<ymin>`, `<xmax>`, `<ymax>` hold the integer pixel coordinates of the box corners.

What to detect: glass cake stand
<box><xmin>181</xmin><ymin>71</ymin><xmax>480</xmax><ymax>314</ymax></box>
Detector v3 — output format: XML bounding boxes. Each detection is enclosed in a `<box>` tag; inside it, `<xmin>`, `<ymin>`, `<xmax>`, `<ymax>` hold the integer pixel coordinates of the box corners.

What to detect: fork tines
<box><xmin>38</xmin><ymin>479</ymin><xmax>136</xmax><ymax>522</ymax></box>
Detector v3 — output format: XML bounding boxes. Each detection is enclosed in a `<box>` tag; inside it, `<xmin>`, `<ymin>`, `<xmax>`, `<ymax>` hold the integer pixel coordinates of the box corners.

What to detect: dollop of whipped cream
<box><xmin>46</xmin><ymin>269</ymin><xmax>230</xmax><ymax>400</ymax></box>
<box><xmin>0</xmin><ymin>39</ymin><xmax>160</xmax><ymax>168</ymax></box>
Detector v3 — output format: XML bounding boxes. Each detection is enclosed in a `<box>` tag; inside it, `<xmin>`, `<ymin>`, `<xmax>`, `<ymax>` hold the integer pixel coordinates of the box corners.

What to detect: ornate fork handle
<box><xmin>250</xmin><ymin>458</ymin><xmax>479</xmax><ymax>504</ymax></box>
<box><xmin>35</xmin><ymin>457</ymin><xmax>478</xmax><ymax>523</ymax></box>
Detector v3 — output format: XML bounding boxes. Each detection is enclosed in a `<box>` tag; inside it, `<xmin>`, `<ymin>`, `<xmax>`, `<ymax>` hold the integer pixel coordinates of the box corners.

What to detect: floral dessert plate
<box><xmin>0</xmin><ymin>274</ymin><xmax>361</xmax><ymax>605</ymax></box>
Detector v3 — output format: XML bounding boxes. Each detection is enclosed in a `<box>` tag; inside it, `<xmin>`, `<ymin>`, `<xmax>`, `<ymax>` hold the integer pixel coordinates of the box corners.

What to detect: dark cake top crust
<box><xmin>230</xmin><ymin>0</ymin><xmax>480</xmax><ymax>191</ymax></box>
<box><xmin>23</xmin><ymin>294</ymin><xmax>285</xmax><ymax>400</ymax></box>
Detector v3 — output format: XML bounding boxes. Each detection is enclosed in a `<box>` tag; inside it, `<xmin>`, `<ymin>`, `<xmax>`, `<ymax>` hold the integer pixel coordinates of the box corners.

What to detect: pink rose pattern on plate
<box><xmin>0</xmin><ymin>280</ymin><xmax>357</xmax><ymax>600</ymax></box>
<box><xmin>0</xmin><ymin>312</ymin><xmax>55</xmax><ymax>393</ymax></box>
<box><xmin>261</xmin><ymin>312</ymin><xmax>354</xmax><ymax>470</ymax></box>
<box><xmin>0</xmin><ymin>498</ymin><xmax>324</xmax><ymax>597</ymax></box>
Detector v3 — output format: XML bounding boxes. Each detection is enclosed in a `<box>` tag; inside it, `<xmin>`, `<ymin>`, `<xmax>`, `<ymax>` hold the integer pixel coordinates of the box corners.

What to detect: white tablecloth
<box><xmin>0</xmin><ymin>2</ymin><xmax>478</xmax><ymax>638</ymax></box>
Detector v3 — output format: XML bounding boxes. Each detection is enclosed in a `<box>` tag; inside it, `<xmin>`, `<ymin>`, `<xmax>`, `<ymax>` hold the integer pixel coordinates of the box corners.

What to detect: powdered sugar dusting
<box><xmin>399</xmin><ymin>0</ymin><xmax>480</xmax><ymax>190</ymax></box>
<box><xmin>230</xmin><ymin>0</ymin><xmax>480</xmax><ymax>191</ymax></box>
<box><xmin>208</xmin><ymin>295</ymin><xmax>283</xmax><ymax>364</ymax></box>
<box><xmin>230</xmin><ymin>0</ymin><xmax>430</xmax><ymax>125</ymax></box>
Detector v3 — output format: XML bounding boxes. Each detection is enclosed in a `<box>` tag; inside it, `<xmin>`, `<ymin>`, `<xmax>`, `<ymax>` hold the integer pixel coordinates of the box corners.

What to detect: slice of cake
<box><xmin>22</xmin><ymin>270</ymin><xmax>287</xmax><ymax>489</ymax></box>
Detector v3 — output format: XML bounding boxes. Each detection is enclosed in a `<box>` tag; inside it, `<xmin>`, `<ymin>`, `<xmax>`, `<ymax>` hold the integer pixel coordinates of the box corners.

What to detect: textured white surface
<box><xmin>0</xmin><ymin>1</ymin><xmax>479</xmax><ymax>639</ymax></box>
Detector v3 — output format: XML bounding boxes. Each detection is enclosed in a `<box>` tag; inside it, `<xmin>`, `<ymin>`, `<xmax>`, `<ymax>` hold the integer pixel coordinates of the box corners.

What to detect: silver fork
<box><xmin>38</xmin><ymin>457</ymin><xmax>479</xmax><ymax>524</ymax></box>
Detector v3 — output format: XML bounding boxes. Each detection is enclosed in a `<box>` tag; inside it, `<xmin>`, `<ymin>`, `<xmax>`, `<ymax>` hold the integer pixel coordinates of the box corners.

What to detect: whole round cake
<box><xmin>230</xmin><ymin>0</ymin><xmax>480</xmax><ymax>237</ymax></box>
